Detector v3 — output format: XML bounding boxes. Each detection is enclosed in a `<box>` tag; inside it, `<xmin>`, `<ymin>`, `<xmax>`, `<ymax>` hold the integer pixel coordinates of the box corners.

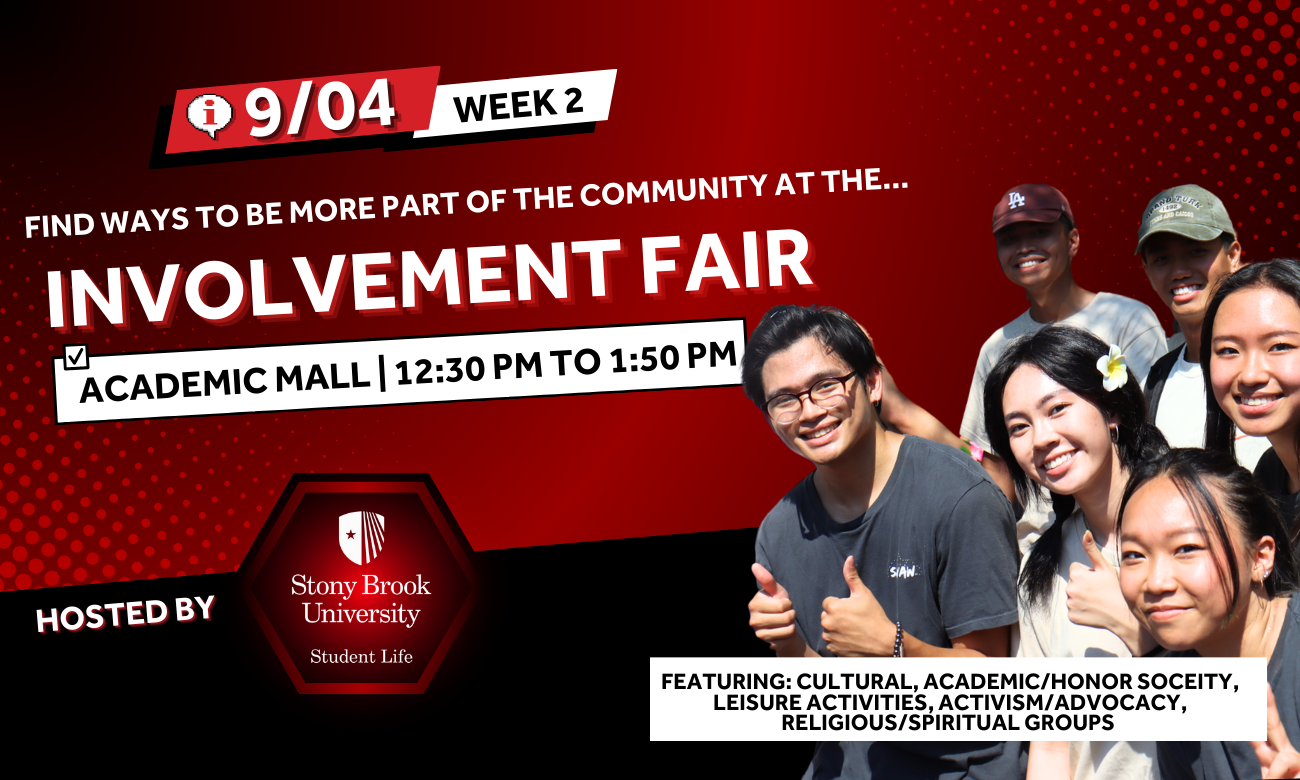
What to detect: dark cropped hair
<box><xmin>741</xmin><ymin>305</ymin><xmax>882</xmax><ymax>415</ymax></box>
<box><xmin>1202</xmin><ymin>259</ymin><xmax>1300</xmax><ymax>467</ymax></box>
<box><xmin>1118</xmin><ymin>448</ymin><xmax>1298</xmax><ymax>617</ymax></box>
<box><xmin>982</xmin><ymin>325</ymin><xmax>1169</xmax><ymax>608</ymax></box>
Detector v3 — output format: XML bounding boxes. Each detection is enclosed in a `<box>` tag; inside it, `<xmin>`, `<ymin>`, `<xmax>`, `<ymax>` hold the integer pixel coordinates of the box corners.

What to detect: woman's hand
<box><xmin>1066</xmin><ymin>531</ymin><xmax>1150</xmax><ymax>655</ymax></box>
<box><xmin>1252</xmin><ymin>684</ymin><xmax>1300</xmax><ymax>779</ymax></box>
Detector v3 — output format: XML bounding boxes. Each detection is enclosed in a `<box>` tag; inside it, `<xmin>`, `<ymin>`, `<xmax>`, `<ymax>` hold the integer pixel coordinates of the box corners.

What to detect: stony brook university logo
<box><xmin>1008</xmin><ymin>192</ymin><xmax>1027</xmax><ymax>209</ymax></box>
<box><xmin>241</xmin><ymin>475</ymin><xmax>479</xmax><ymax>694</ymax></box>
<box><xmin>339</xmin><ymin>511</ymin><xmax>385</xmax><ymax>565</ymax></box>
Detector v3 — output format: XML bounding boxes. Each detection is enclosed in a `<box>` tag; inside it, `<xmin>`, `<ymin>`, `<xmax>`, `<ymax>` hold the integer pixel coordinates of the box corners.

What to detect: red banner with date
<box><xmin>163</xmin><ymin>66</ymin><xmax>440</xmax><ymax>154</ymax></box>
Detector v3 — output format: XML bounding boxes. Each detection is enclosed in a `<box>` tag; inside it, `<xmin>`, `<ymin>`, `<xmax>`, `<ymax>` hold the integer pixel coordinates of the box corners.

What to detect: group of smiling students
<box><xmin>742</xmin><ymin>184</ymin><xmax>1300</xmax><ymax>779</ymax></box>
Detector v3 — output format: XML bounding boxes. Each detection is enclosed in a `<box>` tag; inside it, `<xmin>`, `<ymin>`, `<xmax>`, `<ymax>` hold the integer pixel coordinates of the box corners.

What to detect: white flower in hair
<box><xmin>1096</xmin><ymin>344</ymin><xmax>1128</xmax><ymax>392</ymax></box>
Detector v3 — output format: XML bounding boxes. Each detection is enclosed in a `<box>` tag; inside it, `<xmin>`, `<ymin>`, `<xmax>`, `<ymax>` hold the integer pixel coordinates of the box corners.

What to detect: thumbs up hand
<box><xmin>1066</xmin><ymin>531</ymin><xmax>1145</xmax><ymax>654</ymax></box>
<box><xmin>821</xmin><ymin>556</ymin><xmax>892</xmax><ymax>657</ymax></box>
<box><xmin>749</xmin><ymin>563</ymin><xmax>800</xmax><ymax>653</ymax></box>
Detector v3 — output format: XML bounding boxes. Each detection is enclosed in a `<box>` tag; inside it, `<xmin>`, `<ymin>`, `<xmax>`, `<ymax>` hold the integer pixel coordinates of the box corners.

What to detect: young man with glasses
<box><xmin>743</xmin><ymin>305</ymin><xmax>1022</xmax><ymax>780</ymax></box>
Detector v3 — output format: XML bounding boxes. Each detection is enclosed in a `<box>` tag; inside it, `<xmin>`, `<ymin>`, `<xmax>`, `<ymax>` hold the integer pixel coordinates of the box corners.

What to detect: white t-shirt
<box><xmin>1153</xmin><ymin>347</ymin><xmax>1272</xmax><ymax>472</ymax></box>
<box><xmin>1015</xmin><ymin>509</ymin><xmax>1161</xmax><ymax>780</ymax></box>
<box><xmin>961</xmin><ymin>292</ymin><xmax>1167</xmax><ymax>551</ymax></box>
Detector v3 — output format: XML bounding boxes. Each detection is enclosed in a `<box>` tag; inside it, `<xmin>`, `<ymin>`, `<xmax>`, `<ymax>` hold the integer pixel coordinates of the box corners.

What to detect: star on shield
<box><xmin>339</xmin><ymin>511</ymin><xmax>385</xmax><ymax>565</ymax></box>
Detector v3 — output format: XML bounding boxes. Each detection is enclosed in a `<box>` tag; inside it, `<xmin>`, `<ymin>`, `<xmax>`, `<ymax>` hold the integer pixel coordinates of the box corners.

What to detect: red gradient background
<box><xmin>4</xmin><ymin>1</ymin><xmax>1299</xmax><ymax>591</ymax></box>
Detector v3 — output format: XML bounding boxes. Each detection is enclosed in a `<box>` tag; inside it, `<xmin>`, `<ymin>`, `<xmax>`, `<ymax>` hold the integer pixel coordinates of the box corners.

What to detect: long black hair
<box><xmin>1201</xmin><ymin>258</ymin><xmax>1300</xmax><ymax>465</ymax></box>
<box><xmin>983</xmin><ymin>325</ymin><xmax>1169</xmax><ymax>608</ymax></box>
<box><xmin>1118</xmin><ymin>448</ymin><xmax>1298</xmax><ymax>617</ymax></box>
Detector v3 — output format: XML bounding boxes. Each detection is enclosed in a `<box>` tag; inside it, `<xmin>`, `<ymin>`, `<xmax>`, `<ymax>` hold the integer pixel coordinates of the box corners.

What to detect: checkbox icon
<box><xmin>64</xmin><ymin>344</ymin><xmax>89</xmax><ymax>370</ymax></box>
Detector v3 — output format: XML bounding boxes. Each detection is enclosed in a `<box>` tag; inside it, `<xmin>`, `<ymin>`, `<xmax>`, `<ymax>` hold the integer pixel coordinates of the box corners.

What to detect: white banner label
<box><xmin>650</xmin><ymin>657</ymin><xmax>1268</xmax><ymax>741</ymax></box>
<box><xmin>53</xmin><ymin>319</ymin><xmax>743</xmax><ymax>423</ymax></box>
<box><xmin>414</xmin><ymin>69</ymin><xmax>617</xmax><ymax>138</ymax></box>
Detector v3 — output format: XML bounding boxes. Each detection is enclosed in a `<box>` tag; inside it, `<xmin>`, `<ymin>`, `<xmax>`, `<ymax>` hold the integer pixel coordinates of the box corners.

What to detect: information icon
<box><xmin>186</xmin><ymin>93</ymin><xmax>233</xmax><ymax>139</ymax></box>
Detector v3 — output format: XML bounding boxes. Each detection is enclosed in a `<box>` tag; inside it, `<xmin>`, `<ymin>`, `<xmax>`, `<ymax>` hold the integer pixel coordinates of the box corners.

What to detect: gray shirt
<box><xmin>1158</xmin><ymin>596</ymin><xmax>1300</xmax><ymax>779</ymax></box>
<box><xmin>755</xmin><ymin>435</ymin><xmax>1022</xmax><ymax>779</ymax></box>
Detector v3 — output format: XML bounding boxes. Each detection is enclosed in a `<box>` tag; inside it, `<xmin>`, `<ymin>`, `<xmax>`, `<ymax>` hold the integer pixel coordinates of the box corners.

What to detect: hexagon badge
<box><xmin>241</xmin><ymin>474</ymin><xmax>478</xmax><ymax>694</ymax></box>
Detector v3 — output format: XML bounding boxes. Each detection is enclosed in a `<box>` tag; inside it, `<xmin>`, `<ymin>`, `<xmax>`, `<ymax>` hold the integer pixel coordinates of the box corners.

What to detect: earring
<box><xmin>1109</xmin><ymin>426</ymin><xmax>1119</xmax><ymax>444</ymax></box>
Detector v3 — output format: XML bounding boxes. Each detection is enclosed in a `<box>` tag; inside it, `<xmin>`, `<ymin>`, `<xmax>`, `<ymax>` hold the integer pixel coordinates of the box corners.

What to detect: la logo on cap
<box><xmin>1009</xmin><ymin>192</ymin><xmax>1026</xmax><ymax>209</ymax></box>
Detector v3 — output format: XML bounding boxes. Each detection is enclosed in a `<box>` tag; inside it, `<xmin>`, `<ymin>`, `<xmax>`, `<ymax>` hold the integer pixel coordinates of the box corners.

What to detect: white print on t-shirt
<box><xmin>889</xmin><ymin>557</ymin><xmax>919</xmax><ymax>579</ymax></box>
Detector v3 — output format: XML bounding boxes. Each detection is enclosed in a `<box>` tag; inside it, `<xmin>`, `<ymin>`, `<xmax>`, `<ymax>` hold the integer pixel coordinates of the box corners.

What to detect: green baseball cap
<box><xmin>1135</xmin><ymin>184</ymin><xmax>1235</xmax><ymax>255</ymax></box>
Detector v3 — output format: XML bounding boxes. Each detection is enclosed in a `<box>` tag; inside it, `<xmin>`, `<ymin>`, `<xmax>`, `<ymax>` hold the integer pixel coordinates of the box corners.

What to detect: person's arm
<box><xmin>878</xmin><ymin>363</ymin><xmax>964</xmax><ymax>445</ymax></box>
<box><xmin>878</xmin><ymin>362</ymin><xmax>1017</xmax><ymax>503</ymax></box>
<box><xmin>979</xmin><ymin>451</ymin><xmax>1017</xmax><ymax>505</ymax></box>
<box><xmin>857</xmin><ymin>323</ymin><xmax>964</xmax><ymax>445</ymax></box>
<box><xmin>1027</xmin><ymin>741</ymin><xmax>1072</xmax><ymax>780</ymax></box>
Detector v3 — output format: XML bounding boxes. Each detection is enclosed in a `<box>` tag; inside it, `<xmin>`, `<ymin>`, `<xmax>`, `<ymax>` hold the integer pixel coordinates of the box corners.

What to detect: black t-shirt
<box><xmin>1254</xmin><ymin>447</ymin><xmax>1300</xmax><ymax>529</ymax></box>
<box><xmin>1158</xmin><ymin>596</ymin><xmax>1300</xmax><ymax>779</ymax></box>
<box><xmin>755</xmin><ymin>435</ymin><xmax>1022</xmax><ymax>780</ymax></box>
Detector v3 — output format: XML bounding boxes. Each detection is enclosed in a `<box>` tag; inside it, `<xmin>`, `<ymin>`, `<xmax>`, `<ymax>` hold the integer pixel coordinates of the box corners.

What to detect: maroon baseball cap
<box><xmin>991</xmin><ymin>184</ymin><xmax>1076</xmax><ymax>233</ymax></box>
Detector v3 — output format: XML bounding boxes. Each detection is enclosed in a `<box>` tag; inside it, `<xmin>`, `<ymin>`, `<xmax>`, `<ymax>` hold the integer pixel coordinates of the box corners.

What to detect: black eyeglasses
<box><xmin>764</xmin><ymin>373</ymin><xmax>858</xmax><ymax>423</ymax></box>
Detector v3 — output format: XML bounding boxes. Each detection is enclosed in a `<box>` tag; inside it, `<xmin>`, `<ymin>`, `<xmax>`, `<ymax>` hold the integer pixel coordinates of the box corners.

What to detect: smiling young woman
<box><xmin>983</xmin><ymin>325</ymin><xmax>1169</xmax><ymax>780</ymax></box>
<box><xmin>963</xmin><ymin>185</ymin><xmax>1168</xmax><ymax>557</ymax></box>
<box><xmin>1203</xmin><ymin>258</ymin><xmax>1300</xmax><ymax>536</ymax></box>
<box><xmin>1117</xmin><ymin>448</ymin><xmax>1300</xmax><ymax>779</ymax></box>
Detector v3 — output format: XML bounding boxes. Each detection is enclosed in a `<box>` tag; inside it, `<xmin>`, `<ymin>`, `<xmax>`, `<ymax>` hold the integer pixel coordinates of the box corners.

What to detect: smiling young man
<box><xmin>961</xmin><ymin>184</ymin><xmax>1167</xmax><ymax>551</ymax></box>
<box><xmin>1137</xmin><ymin>183</ymin><xmax>1272</xmax><ymax>470</ymax></box>
<box><xmin>743</xmin><ymin>305</ymin><xmax>1022</xmax><ymax>780</ymax></box>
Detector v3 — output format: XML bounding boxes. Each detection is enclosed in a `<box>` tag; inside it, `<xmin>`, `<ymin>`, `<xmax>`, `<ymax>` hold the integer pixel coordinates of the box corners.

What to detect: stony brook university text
<box><xmin>291</xmin><ymin>574</ymin><xmax>434</xmax><ymax>628</ymax></box>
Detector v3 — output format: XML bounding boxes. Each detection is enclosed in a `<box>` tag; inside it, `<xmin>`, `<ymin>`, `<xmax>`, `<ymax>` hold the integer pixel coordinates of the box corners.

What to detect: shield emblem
<box><xmin>339</xmin><ymin>511</ymin><xmax>385</xmax><ymax>565</ymax></box>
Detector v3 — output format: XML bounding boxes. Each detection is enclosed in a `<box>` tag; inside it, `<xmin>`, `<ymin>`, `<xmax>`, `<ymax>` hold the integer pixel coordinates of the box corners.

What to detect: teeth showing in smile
<box><xmin>1046</xmin><ymin>451</ymin><xmax>1075</xmax><ymax>469</ymax></box>
<box><xmin>1016</xmin><ymin>259</ymin><xmax>1044</xmax><ymax>269</ymax></box>
<box><xmin>1240</xmin><ymin>396</ymin><xmax>1273</xmax><ymax>407</ymax></box>
<box><xmin>802</xmin><ymin>421</ymin><xmax>840</xmax><ymax>441</ymax></box>
<box><xmin>1172</xmin><ymin>284</ymin><xmax>1203</xmax><ymax>296</ymax></box>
